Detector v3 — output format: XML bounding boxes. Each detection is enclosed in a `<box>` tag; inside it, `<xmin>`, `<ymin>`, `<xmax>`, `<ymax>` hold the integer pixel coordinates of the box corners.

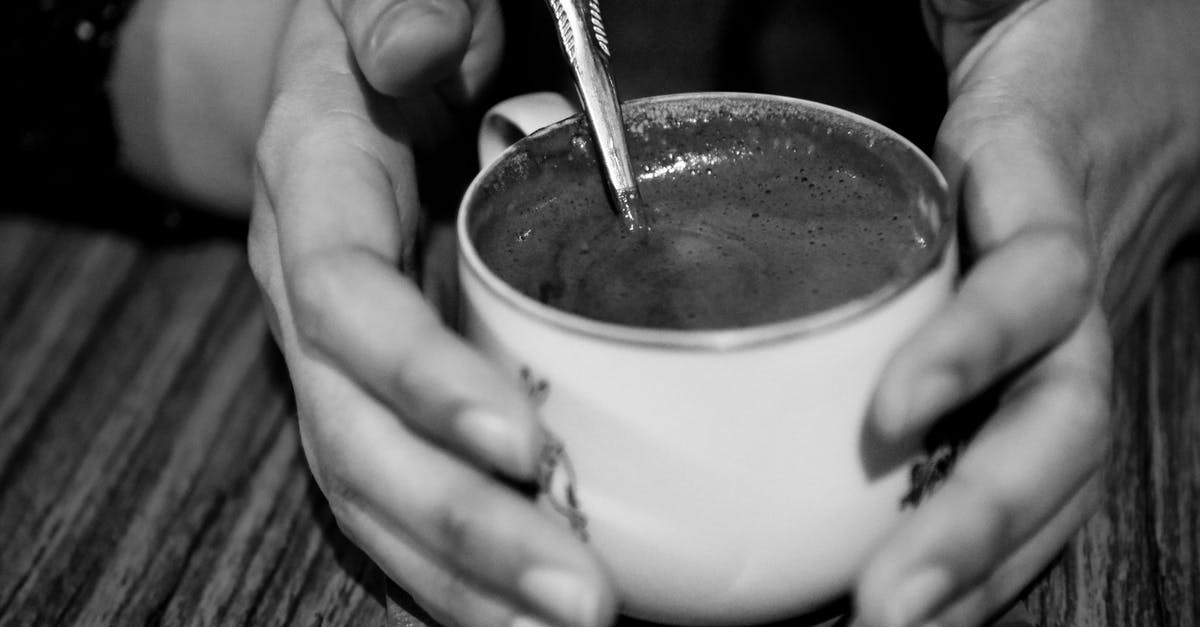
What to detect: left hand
<box><xmin>248</xmin><ymin>2</ymin><xmax>617</xmax><ymax>625</ymax></box>
<box><xmin>855</xmin><ymin>0</ymin><xmax>1200</xmax><ymax>625</ymax></box>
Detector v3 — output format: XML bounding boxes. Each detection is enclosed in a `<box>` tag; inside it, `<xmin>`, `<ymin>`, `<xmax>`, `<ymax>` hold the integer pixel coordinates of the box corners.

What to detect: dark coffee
<box><xmin>468</xmin><ymin>96</ymin><xmax>940</xmax><ymax>330</ymax></box>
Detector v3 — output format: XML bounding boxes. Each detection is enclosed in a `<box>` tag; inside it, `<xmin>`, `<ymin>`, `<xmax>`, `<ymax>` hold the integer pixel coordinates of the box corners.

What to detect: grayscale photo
<box><xmin>2</xmin><ymin>1</ymin><xmax>1197</xmax><ymax>626</ymax></box>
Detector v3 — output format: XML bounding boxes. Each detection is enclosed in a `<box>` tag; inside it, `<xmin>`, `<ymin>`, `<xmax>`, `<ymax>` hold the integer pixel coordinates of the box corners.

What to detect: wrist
<box><xmin>109</xmin><ymin>0</ymin><xmax>297</xmax><ymax>215</ymax></box>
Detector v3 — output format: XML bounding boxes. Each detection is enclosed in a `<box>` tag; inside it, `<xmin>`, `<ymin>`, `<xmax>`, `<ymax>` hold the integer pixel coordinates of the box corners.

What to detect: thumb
<box><xmin>921</xmin><ymin>0</ymin><xmax>1029</xmax><ymax>70</ymax></box>
<box><xmin>870</xmin><ymin>107</ymin><xmax>1095</xmax><ymax>440</ymax></box>
<box><xmin>331</xmin><ymin>0</ymin><xmax>502</xmax><ymax>98</ymax></box>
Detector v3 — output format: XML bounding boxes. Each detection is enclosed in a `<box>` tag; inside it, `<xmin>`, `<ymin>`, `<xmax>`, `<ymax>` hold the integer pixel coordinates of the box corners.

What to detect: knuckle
<box><xmin>296</xmin><ymin>418</ymin><xmax>375</xmax><ymax>544</ymax></box>
<box><xmin>316</xmin><ymin>459</ymin><xmax>359</xmax><ymax>509</ymax></box>
<box><xmin>296</xmin><ymin>109</ymin><xmax>375</xmax><ymax>153</ymax></box>
<box><xmin>929</xmin><ymin>0</ymin><xmax>1019</xmax><ymax>20</ymax></box>
<box><xmin>388</xmin><ymin>319</ymin><xmax>446</xmax><ymax>381</ymax></box>
<box><xmin>954</xmin><ymin>227</ymin><xmax>1097</xmax><ymax>389</ymax></box>
<box><xmin>1033</xmin><ymin>227</ymin><xmax>1096</xmax><ymax>307</ymax></box>
<box><xmin>329</xmin><ymin>503</ymin><xmax>361</xmax><ymax>545</ymax></box>
<box><xmin>254</xmin><ymin>98</ymin><xmax>302</xmax><ymax>186</ymax></box>
<box><xmin>432</xmin><ymin>481</ymin><xmax>494</xmax><ymax>557</ymax></box>
<box><xmin>951</xmin><ymin>476</ymin><xmax>1016</xmax><ymax>567</ymax></box>
<box><xmin>257</xmin><ymin>93</ymin><xmax>377</xmax><ymax>188</ymax></box>
<box><xmin>434</xmin><ymin>500</ymin><xmax>478</xmax><ymax>556</ymax></box>
<box><xmin>299</xmin><ymin>449</ymin><xmax>342</xmax><ymax>522</ymax></box>
<box><xmin>247</xmin><ymin>214</ymin><xmax>277</xmax><ymax>287</ymax></box>
<box><xmin>947</xmin><ymin>297</ymin><xmax>1011</xmax><ymax>392</ymax></box>
<box><xmin>287</xmin><ymin>253</ymin><xmax>343</xmax><ymax>350</ymax></box>
<box><xmin>252</xmin><ymin>136</ymin><xmax>281</xmax><ymax>190</ymax></box>
<box><xmin>322</xmin><ymin>473</ymin><xmax>372</xmax><ymax>540</ymax></box>
<box><xmin>1056</xmin><ymin>375</ymin><xmax>1113</xmax><ymax>465</ymax></box>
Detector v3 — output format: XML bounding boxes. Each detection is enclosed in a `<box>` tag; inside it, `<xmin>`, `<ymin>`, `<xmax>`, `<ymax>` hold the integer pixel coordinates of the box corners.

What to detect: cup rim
<box><xmin>457</xmin><ymin>92</ymin><xmax>952</xmax><ymax>352</ymax></box>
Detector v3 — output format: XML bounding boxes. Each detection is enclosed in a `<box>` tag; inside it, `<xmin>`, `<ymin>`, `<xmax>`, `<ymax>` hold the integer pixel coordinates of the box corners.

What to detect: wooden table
<box><xmin>0</xmin><ymin>199</ymin><xmax>1196</xmax><ymax>626</ymax></box>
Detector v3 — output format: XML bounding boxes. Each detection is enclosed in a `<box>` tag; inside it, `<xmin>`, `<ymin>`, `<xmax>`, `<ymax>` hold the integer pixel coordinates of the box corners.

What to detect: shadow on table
<box><xmin>616</xmin><ymin>597</ymin><xmax>851</xmax><ymax>627</ymax></box>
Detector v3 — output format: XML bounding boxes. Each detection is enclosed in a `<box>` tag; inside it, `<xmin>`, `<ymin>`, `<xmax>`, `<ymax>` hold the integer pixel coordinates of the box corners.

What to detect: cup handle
<box><xmin>478</xmin><ymin>92</ymin><xmax>578</xmax><ymax>168</ymax></box>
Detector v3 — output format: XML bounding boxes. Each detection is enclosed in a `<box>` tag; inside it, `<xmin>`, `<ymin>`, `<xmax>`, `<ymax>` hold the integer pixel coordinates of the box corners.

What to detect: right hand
<box><xmin>247</xmin><ymin>1</ymin><xmax>616</xmax><ymax>625</ymax></box>
<box><xmin>857</xmin><ymin>1</ymin><xmax>1200</xmax><ymax>625</ymax></box>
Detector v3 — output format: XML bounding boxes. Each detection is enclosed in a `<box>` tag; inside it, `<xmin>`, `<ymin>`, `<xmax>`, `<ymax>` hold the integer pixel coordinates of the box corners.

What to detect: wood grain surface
<box><xmin>0</xmin><ymin>206</ymin><xmax>1196</xmax><ymax>627</ymax></box>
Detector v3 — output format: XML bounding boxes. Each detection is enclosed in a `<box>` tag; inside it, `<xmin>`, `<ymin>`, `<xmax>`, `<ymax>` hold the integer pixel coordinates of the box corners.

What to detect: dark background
<box><xmin>496</xmin><ymin>0</ymin><xmax>948</xmax><ymax>152</ymax></box>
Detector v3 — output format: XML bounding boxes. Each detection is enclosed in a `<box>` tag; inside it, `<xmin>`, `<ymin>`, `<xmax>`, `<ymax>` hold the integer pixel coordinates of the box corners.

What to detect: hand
<box><xmin>247</xmin><ymin>1</ymin><xmax>616</xmax><ymax>625</ymax></box>
<box><xmin>856</xmin><ymin>0</ymin><xmax>1200</xmax><ymax>625</ymax></box>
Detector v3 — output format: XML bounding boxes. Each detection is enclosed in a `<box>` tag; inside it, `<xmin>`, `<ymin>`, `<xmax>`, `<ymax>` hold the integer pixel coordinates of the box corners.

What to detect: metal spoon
<box><xmin>544</xmin><ymin>0</ymin><xmax>650</xmax><ymax>232</ymax></box>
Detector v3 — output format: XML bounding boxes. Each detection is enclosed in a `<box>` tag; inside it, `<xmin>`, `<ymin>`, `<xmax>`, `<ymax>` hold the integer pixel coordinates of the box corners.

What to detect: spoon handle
<box><xmin>545</xmin><ymin>0</ymin><xmax>648</xmax><ymax>231</ymax></box>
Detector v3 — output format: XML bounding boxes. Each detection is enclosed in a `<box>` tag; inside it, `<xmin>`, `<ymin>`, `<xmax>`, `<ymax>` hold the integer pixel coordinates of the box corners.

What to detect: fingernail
<box><xmin>519</xmin><ymin>568</ymin><xmax>602</xmax><ymax>627</ymax></box>
<box><xmin>371</xmin><ymin>0</ymin><xmax>465</xmax><ymax>59</ymax></box>
<box><xmin>456</xmin><ymin>407</ymin><xmax>530</xmax><ymax>478</ymax></box>
<box><xmin>370</xmin><ymin>0</ymin><xmax>431</xmax><ymax>51</ymax></box>
<box><xmin>886</xmin><ymin>570</ymin><xmax>951</xmax><ymax>627</ymax></box>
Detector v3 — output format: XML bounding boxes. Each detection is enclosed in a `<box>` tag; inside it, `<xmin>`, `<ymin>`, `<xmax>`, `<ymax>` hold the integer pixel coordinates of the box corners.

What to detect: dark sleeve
<box><xmin>3</xmin><ymin>0</ymin><xmax>137</xmax><ymax>203</ymax></box>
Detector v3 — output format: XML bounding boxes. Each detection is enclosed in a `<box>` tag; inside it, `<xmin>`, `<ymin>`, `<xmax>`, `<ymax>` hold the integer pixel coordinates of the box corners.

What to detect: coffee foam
<box><xmin>469</xmin><ymin>96</ymin><xmax>940</xmax><ymax>330</ymax></box>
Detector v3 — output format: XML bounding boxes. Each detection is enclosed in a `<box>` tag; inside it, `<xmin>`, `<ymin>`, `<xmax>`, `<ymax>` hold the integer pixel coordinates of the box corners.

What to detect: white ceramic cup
<box><xmin>458</xmin><ymin>92</ymin><xmax>955</xmax><ymax>625</ymax></box>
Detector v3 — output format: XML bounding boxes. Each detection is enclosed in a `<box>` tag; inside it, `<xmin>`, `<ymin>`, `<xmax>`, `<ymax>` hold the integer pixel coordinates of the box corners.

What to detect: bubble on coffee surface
<box><xmin>470</xmin><ymin>98</ymin><xmax>936</xmax><ymax>331</ymax></box>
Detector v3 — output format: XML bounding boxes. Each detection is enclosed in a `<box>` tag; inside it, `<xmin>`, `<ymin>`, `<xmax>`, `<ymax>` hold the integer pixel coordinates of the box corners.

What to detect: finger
<box><xmin>930</xmin><ymin>473</ymin><xmax>1102</xmax><ymax>627</ymax></box>
<box><xmin>273</xmin><ymin>137</ymin><xmax>544</xmax><ymax>479</ymax></box>
<box><xmin>297</xmin><ymin>358</ymin><xmax>615</xmax><ymax>627</ymax></box>
<box><xmin>252</xmin><ymin>4</ymin><xmax>609</xmax><ymax>623</ymax></box>
<box><xmin>920</xmin><ymin>0</ymin><xmax>1032</xmax><ymax>71</ymax></box>
<box><xmin>923</xmin><ymin>0</ymin><xmax>1022</xmax><ymax>22</ymax></box>
<box><xmin>856</xmin><ymin>310</ymin><xmax>1111</xmax><ymax>627</ymax></box>
<box><xmin>264</xmin><ymin>0</ymin><xmax>420</xmax><ymax>252</ymax></box>
<box><xmin>263</xmin><ymin>0</ymin><xmax>543</xmax><ymax>479</ymax></box>
<box><xmin>341</xmin><ymin>502</ymin><xmax>541</xmax><ymax>627</ymax></box>
<box><xmin>288</xmin><ymin>245</ymin><xmax>548</xmax><ymax>479</ymax></box>
<box><xmin>330</xmin><ymin>0</ymin><xmax>502</xmax><ymax>98</ymax></box>
<box><xmin>849</xmin><ymin>473</ymin><xmax>1101</xmax><ymax>627</ymax></box>
<box><xmin>871</xmin><ymin>124</ymin><xmax>1095</xmax><ymax>439</ymax></box>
